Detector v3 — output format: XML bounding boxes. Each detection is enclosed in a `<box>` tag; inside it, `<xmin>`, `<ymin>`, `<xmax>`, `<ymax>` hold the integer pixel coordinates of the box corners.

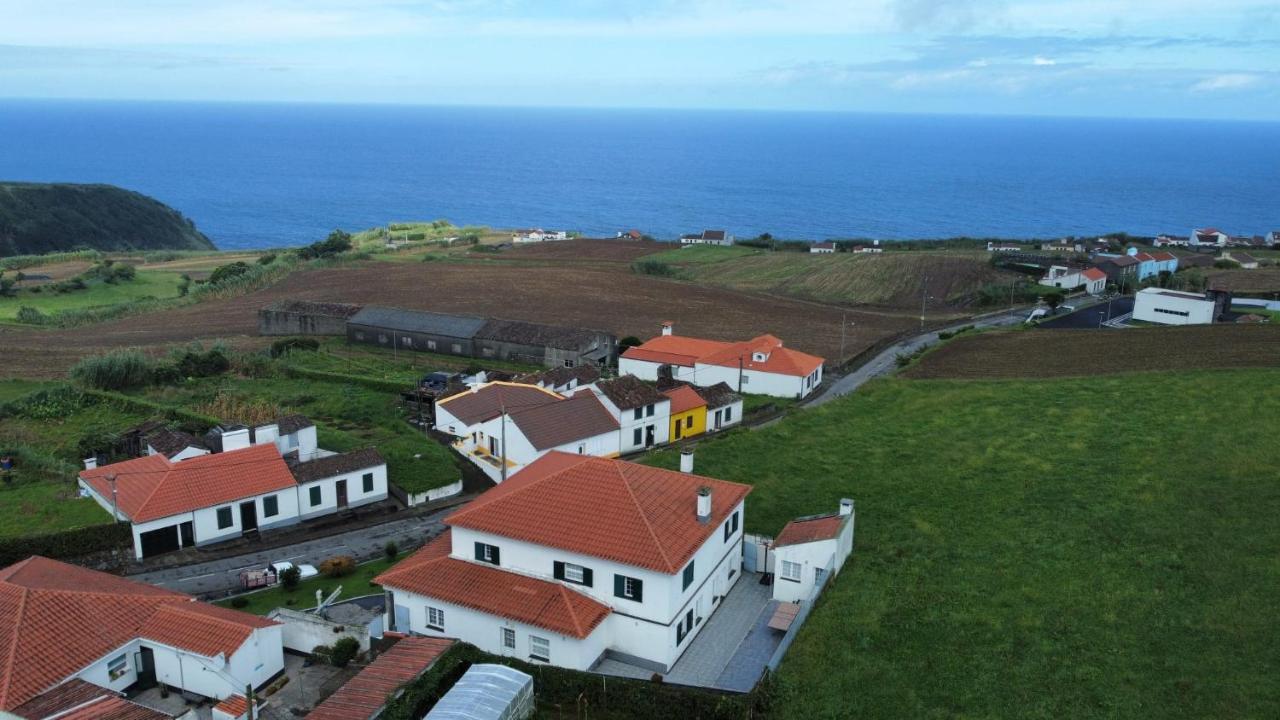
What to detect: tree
<box><xmin>619</xmin><ymin>336</ymin><xmax>643</xmax><ymax>350</ymax></box>
<box><xmin>1042</xmin><ymin>291</ymin><xmax>1065</xmax><ymax>311</ymax></box>
<box><xmin>384</xmin><ymin>541</ymin><xmax>399</xmax><ymax>561</ymax></box>
<box><xmin>298</xmin><ymin>229</ymin><xmax>353</xmax><ymax>259</ymax></box>
<box><xmin>330</xmin><ymin>637</ymin><xmax>361</xmax><ymax>668</ymax></box>
<box><xmin>0</xmin><ymin>274</ymin><xmax>14</xmax><ymax>297</ymax></box>
<box><xmin>208</xmin><ymin>261</ymin><xmax>252</xmax><ymax>285</ymax></box>
<box><xmin>280</xmin><ymin>565</ymin><xmax>301</xmax><ymax>590</ymax></box>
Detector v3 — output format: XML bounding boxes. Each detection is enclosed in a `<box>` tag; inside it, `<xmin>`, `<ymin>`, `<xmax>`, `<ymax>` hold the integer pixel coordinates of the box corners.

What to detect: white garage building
<box><xmin>1132</xmin><ymin>287</ymin><xmax>1218</xmax><ymax>325</ymax></box>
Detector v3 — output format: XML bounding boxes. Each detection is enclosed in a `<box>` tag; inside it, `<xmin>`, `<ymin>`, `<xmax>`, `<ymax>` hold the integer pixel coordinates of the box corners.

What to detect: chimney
<box><xmin>840</xmin><ymin>498</ymin><xmax>854</xmax><ymax>516</ymax></box>
<box><xmin>680</xmin><ymin>449</ymin><xmax>694</xmax><ymax>473</ymax></box>
<box><xmin>83</xmin><ymin>457</ymin><xmax>98</xmax><ymax>470</ymax></box>
<box><xmin>661</xmin><ymin>321</ymin><xmax>674</xmax><ymax>336</ymax></box>
<box><xmin>220</xmin><ymin>426</ymin><xmax>251</xmax><ymax>452</ymax></box>
<box><xmin>696</xmin><ymin>486</ymin><xmax>712</xmax><ymax>523</ymax></box>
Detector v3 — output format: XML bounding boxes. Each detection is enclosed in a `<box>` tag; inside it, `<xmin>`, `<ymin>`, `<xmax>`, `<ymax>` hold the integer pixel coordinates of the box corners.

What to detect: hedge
<box><xmin>280</xmin><ymin>366</ymin><xmax>408</xmax><ymax>393</ymax></box>
<box><xmin>0</xmin><ymin>522</ymin><xmax>132</xmax><ymax>567</ymax></box>
<box><xmin>84</xmin><ymin>389</ymin><xmax>220</xmax><ymax>427</ymax></box>
<box><xmin>379</xmin><ymin>643</ymin><xmax>770</xmax><ymax>720</ymax></box>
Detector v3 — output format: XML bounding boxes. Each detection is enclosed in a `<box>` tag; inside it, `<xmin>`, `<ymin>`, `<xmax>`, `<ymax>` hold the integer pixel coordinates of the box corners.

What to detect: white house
<box><xmin>0</xmin><ymin>556</ymin><xmax>284</xmax><ymax>714</ymax></box>
<box><xmin>434</xmin><ymin>382</ymin><xmax>621</xmax><ymax>482</ymax></box>
<box><xmin>695</xmin><ymin>382</ymin><xmax>744</xmax><ymax>433</ymax></box>
<box><xmin>1190</xmin><ymin>228</ymin><xmax>1229</xmax><ymax>247</ymax></box>
<box><xmin>1153</xmin><ymin>234</ymin><xmax>1190</xmax><ymax>248</ymax></box>
<box><xmin>619</xmin><ymin>322</ymin><xmax>825</xmax><ymax>399</ymax></box>
<box><xmin>1039</xmin><ymin>265</ymin><xmax>1087</xmax><ymax>290</ymax></box>
<box><xmin>679</xmin><ymin>230</ymin><xmax>733</xmax><ymax>247</ymax></box>
<box><xmin>377</xmin><ymin>452</ymin><xmax>752</xmax><ymax>674</ymax></box>
<box><xmin>590</xmin><ymin>375</ymin><xmax>672</xmax><ymax>452</ymax></box>
<box><xmin>986</xmin><ymin>242</ymin><xmax>1021</xmax><ymax>252</ymax></box>
<box><xmin>1224</xmin><ymin>251</ymin><xmax>1260</xmax><ymax>269</ymax></box>
<box><xmin>512</xmin><ymin>229</ymin><xmax>569</xmax><ymax>243</ymax></box>
<box><xmin>771</xmin><ymin>501</ymin><xmax>856</xmax><ymax>603</ymax></box>
<box><xmin>809</xmin><ymin>242</ymin><xmax>835</xmax><ymax>254</ymax></box>
<box><xmin>1132</xmin><ymin>287</ymin><xmax>1218</xmax><ymax>325</ymax></box>
<box><xmin>849</xmin><ymin>242</ymin><xmax>883</xmax><ymax>254</ymax></box>
<box><xmin>79</xmin><ymin>437</ymin><xmax>387</xmax><ymax>559</ymax></box>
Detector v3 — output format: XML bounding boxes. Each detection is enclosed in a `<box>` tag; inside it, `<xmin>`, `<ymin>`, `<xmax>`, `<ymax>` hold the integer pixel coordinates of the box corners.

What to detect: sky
<box><xmin>0</xmin><ymin>0</ymin><xmax>1276</xmax><ymax>120</ymax></box>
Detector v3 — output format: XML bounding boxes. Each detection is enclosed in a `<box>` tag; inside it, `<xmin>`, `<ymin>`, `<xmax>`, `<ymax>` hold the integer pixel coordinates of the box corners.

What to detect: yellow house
<box><xmin>664</xmin><ymin>385</ymin><xmax>707</xmax><ymax>441</ymax></box>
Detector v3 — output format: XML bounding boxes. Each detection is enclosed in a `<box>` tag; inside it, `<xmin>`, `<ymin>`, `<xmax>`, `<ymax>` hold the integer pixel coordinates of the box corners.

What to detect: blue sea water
<box><xmin>0</xmin><ymin>99</ymin><xmax>1277</xmax><ymax>251</ymax></box>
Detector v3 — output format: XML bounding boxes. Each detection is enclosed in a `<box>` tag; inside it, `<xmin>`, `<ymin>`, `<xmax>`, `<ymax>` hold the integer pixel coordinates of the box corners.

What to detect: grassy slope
<box><xmin>645</xmin><ymin>369</ymin><xmax>1280</xmax><ymax>718</ymax></box>
<box><xmin>0</xmin><ymin>270</ymin><xmax>185</xmax><ymax>321</ymax></box>
<box><xmin>217</xmin><ymin>556</ymin><xmax>396</xmax><ymax>615</ymax></box>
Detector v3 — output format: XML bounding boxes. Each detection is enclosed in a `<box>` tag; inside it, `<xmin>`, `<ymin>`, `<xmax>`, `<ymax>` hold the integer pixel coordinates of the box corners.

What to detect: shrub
<box><xmin>280</xmin><ymin>565</ymin><xmax>301</xmax><ymax>590</ymax></box>
<box><xmin>208</xmin><ymin>261</ymin><xmax>253</xmax><ymax>285</ymax></box>
<box><xmin>172</xmin><ymin>344</ymin><xmax>230</xmax><ymax>378</ymax></box>
<box><xmin>319</xmin><ymin>555</ymin><xmax>356</xmax><ymax>578</ymax></box>
<box><xmin>619</xmin><ymin>336</ymin><xmax>642</xmax><ymax>350</ymax></box>
<box><xmin>15</xmin><ymin>306</ymin><xmax>45</xmax><ymax>324</ymax></box>
<box><xmin>632</xmin><ymin>259</ymin><xmax>676</xmax><ymax>277</ymax></box>
<box><xmin>311</xmin><ymin>644</ymin><xmax>333</xmax><ymax>663</ymax></box>
<box><xmin>234</xmin><ymin>353</ymin><xmax>276</xmax><ymax>379</ymax></box>
<box><xmin>298</xmin><ymin>230</ymin><xmax>353</xmax><ymax>260</ymax></box>
<box><xmin>384</xmin><ymin>541</ymin><xmax>399</xmax><ymax>561</ymax></box>
<box><xmin>230</xmin><ymin>596</ymin><xmax>249</xmax><ymax>608</ymax></box>
<box><xmin>0</xmin><ymin>523</ymin><xmax>132</xmax><ymax>567</ymax></box>
<box><xmin>330</xmin><ymin>637</ymin><xmax>361</xmax><ymax>668</ymax></box>
<box><xmin>270</xmin><ymin>337</ymin><xmax>320</xmax><ymax>358</ymax></box>
<box><xmin>70</xmin><ymin>349</ymin><xmax>155</xmax><ymax>390</ymax></box>
<box><xmin>151</xmin><ymin>363</ymin><xmax>182</xmax><ymax>385</ymax></box>
<box><xmin>1214</xmin><ymin>259</ymin><xmax>1241</xmax><ymax>270</ymax></box>
<box><xmin>257</xmin><ymin>253</ymin><xmax>278</xmax><ymax>265</ymax></box>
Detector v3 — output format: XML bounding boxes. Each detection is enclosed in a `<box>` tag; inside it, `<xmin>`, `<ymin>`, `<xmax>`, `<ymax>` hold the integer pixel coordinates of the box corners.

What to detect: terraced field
<box><xmin>904</xmin><ymin>324</ymin><xmax>1280</xmax><ymax>379</ymax></box>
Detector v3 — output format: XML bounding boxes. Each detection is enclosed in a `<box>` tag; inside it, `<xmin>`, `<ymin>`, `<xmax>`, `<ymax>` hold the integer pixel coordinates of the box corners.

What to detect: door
<box><xmin>139</xmin><ymin>526</ymin><xmax>180</xmax><ymax>558</ymax></box>
<box><xmin>673</xmin><ymin>419</ymin><xmax>682</xmax><ymax>441</ymax></box>
<box><xmin>644</xmin><ymin>425</ymin><xmax>655</xmax><ymax>447</ymax></box>
<box><xmin>133</xmin><ymin>647</ymin><xmax>157</xmax><ymax>691</ymax></box>
<box><xmin>179</xmin><ymin>521</ymin><xmax>194</xmax><ymax>547</ymax></box>
<box><xmin>336</xmin><ymin>480</ymin><xmax>348</xmax><ymax>508</ymax></box>
<box><xmin>239</xmin><ymin>501</ymin><xmax>258</xmax><ymax>532</ymax></box>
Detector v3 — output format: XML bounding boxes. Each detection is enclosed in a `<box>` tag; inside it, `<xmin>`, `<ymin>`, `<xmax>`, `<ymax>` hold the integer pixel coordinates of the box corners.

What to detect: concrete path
<box><xmin>131</xmin><ymin>509</ymin><xmax>451</xmax><ymax>598</ymax></box>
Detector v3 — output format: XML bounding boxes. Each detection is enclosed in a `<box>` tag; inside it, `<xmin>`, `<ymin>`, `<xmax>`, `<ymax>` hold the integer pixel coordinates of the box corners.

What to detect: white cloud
<box><xmin>1190</xmin><ymin>73</ymin><xmax>1260</xmax><ymax>91</ymax></box>
<box><xmin>1032</xmin><ymin>55</ymin><xmax>1055</xmax><ymax>65</ymax></box>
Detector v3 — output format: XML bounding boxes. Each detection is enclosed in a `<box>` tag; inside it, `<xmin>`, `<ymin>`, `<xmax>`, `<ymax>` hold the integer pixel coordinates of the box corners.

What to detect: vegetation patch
<box><xmin>217</xmin><ymin>556</ymin><xmax>398</xmax><ymax>615</ymax></box>
<box><xmin>643</xmin><ymin>369</ymin><xmax>1280</xmax><ymax>718</ymax></box>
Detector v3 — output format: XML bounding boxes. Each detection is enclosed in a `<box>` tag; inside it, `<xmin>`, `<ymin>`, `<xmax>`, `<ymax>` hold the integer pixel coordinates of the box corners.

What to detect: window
<box><xmin>633</xmin><ymin>407</ymin><xmax>643</xmax><ymax>421</ymax></box>
<box><xmin>633</xmin><ymin>427</ymin><xmax>642</xmax><ymax>446</ymax></box>
<box><xmin>724</xmin><ymin>511</ymin><xmax>740</xmax><ymax>541</ymax></box>
<box><xmin>216</xmin><ymin>506</ymin><xmax>233</xmax><ymax>529</ymax></box>
<box><xmin>489</xmin><ymin>437</ymin><xmax>499</xmax><ymax>455</ymax></box>
<box><xmin>362</xmin><ymin>472</ymin><xmax>374</xmax><ymax>493</ymax></box>
<box><xmin>427</xmin><ymin>340</ymin><xmax>437</xmax><ymax>350</ymax></box>
<box><xmin>815</xmin><ymin>567</ymin><xmax>827</xmax><ymax>586</ymax></box>
<box><xmin>724</xmin><ymin>407</ymin><xmax>733</xmax><ymax>423</ymax></box>
<box><xmin>682</xmin><ymin>561</ymin><xmax>695</xmax><ymax>590</ymax></box>
<box><xmin>475</xmin><ymin>542</ymin><xmax>500</xmax><ymax>565</ymax></box>
<box><xmin>262</xmin><ymin>495</ymin><xmax>278</xmax><ymax>518</ymax></box>
<box><xmin>309</xmin><ymin>486</ymin><xmax>322</xmax><ymax>507</ymax></box>
<box><xmin>646</xmin><ymin>404</ymin><xmax>654</xmax><ymax>417</ymax></box>
<box><xmin>577</xmin><ymin>444</ymin><xmax>586</xmax><ymax>454</ymax></box>
<box><xmin>564</xmin><ymin>359</ymin><xmax>575</xmax><ymax>368</ymax></box>
<box><xmin>451</xmin><ymin>343</ymin><xmax>462</xmax><ymax>353</ymax></box>
<box><xmin>555</xmin><ymin>561</ymin><xmax>593</xmax><ymax>586</ymax></box>
<box><xmin>502</xmin><ymin>627</ymin><xmax>516</xmax><ymax>649</ymax></box>
<box><xmin>483</xmin><ymin>347</ymin><xmax>495</xmax><ymax>357</ymax></box>
<box><xmin>685</xmin><ymin>416</ymin><xmax>693</xmax><ymax>429</ymax></box>
<box><xmin>1154</xmin><ymin>307</ymin><xmax>1191</xmax><ymax>317</ymax></box>
<box><xmin>354</xmin><ymin>331</ymin><xmax>365</xmax><ymax>340</ymax></box>
<box><xmin>741</xmin><ymin>376</ymin><xmax>749</xmax><ymax>385</ymax></box>
<box><xmin>613</xmin><ymin>574</ymin><xmax>643</xmax><ymax>602</ymax></box>
<box><xmin>402</xmin><ymin>336</ymin><xmax>413</xmax><ymax>347</ymax></box>
<box><xmin>107</xmin><ymin>654</ymin><xmax>129</xmax><ymax>681</ymax></box>
<box><xmin>530</xmin><ymin>635</ymin><xmax>550</xmax><ymax>662</ymax></box>
<box><xmin>781</xmin><ymin>560</ymin><xmax>802</xmax><ymax>582</ymax></box>
<box><xmin>378</xmin><ymin>334</ymin><xmax>388</xmax><ymax>344</ymax></box>
<box><xmin>427</xmin><ymin>606</ymin><xmax>445</xmax><ymax>631</ymax></box>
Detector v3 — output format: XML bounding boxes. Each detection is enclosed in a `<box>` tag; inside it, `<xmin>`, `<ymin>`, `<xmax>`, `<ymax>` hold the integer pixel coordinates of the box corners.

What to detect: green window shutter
<box><xmin>613</xmin><ymin>574</ymin><xmax>624</xmax><ymax>598</ymax></box>
<box><xmin>492</xmin><ymin>545</ymin><xmax>500</xmax><ymax>565</ymax></box>
<box><xmin>582</xmin><ymin>567</ymin><xmax>593</xmax><ymax>587</ymax></box>
<box><xmin>683</xmin><ymin>561</ymin><xmax>695</xmax><ymax>590</ymax></box>
<box><xmin>553</xmin><ymin>561</ymin><xmax>565</xmax><ymax>580</ymax></box>
<box><xmin>475</xmin><ymin>542</ymin><xmax>485</xmax><ymax>562</ymax></box>
<box><xmin>633</xmin><ymin>578</ymin><xmax>644</xmax><ymax>602</ymax></box>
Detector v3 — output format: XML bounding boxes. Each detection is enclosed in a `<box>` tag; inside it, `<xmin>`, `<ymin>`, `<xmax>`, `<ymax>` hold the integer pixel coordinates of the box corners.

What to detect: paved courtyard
<box><xmin>130</xmin><ymin>653</ymin><xmax>348</xmax><ymax>719</ymax></box>
<box><xmin>594</xmin><ymin>571</ymin><xmax>782</xmax><ymax>691</ymax></box>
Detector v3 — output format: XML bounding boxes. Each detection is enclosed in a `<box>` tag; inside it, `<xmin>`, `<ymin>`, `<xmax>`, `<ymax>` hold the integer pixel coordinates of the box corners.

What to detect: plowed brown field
<box><xmin>0</xmin><ymin>258</ymin><xmax>917</xmax><ymax>378</ymax></box>
<box><xmin>904</xmin><ymin>324</ymin><xmax>1280</xmax><ymax>379</ymax></box>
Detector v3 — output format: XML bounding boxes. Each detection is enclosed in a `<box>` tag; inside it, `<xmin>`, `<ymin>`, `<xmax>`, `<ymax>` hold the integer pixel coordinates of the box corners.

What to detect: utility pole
<box><xmin>839</xmin><ymin>313</ymin><xmax>847</xmax><ymax>361</ymax></box>
<box><xmin>737</xmin><ymin>355</ymin><xmax>744</xmax><ymax>393</ymax></box>
<box><xmin>919</xmin><ymin>276</ymin><xmax>929</xmax><ymax>331</ymax></box>
<box><xmin>108</xmin><ymin>473</ymin><xmax>119</xmax><ymax>522</ymax></box>
<box><xmin>499</xmin><ymin>407</ymin><xmax>508</xmax><ymax>484</ymax></box>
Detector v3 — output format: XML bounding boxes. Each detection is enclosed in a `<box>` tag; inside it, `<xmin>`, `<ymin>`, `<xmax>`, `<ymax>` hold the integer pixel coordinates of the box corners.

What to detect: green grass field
<box><xmin>217</xmin><ymin>556</ymin><xmax>397</xmax><ymax>615</ymax></box>
<box><xmin>0</xmin><ymin>270</ymin><xmax>185</xmax><ymax>321</ymax></box>
<box><xmin>646</xmin><ymin>369</ymin><xmax>1280</xmax><ymax>718</ymax></box>
<box><xmin>644</xmin><ymin>244</ymin><xmax>762</xmax><ymax>264</ymax></box>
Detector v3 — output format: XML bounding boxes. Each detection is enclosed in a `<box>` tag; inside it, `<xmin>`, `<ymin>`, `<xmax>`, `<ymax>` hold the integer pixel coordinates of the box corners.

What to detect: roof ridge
<box><xmin>614</xmin><ymin>461</ymin><xmax>676</xmax><ymax>573</ymax></box>
<box><xmin>447</xmin><ymin>456</ymin><xmax>588</xmax><ymax>525</ymax></box>
<box><xmin>0</xmin><ymin>583</ymin><xmax>29</xmax><ymax>708</ymax></box>
<box><xmin>133</xmin><ymin>454</ymin><xmax>177</xmax><ymax>520</ymax></box>
<box><xmin>557</xmin><ymin>584</ymin><xmax>586</xmax><ymax>637</ymax></box>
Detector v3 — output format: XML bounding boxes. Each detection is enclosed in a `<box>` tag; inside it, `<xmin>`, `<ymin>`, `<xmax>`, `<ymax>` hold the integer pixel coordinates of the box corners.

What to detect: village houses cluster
<box><xmin>1</xmin><ymin>313</ymin><xmax>848</xmax><ymax>719</ymax></box>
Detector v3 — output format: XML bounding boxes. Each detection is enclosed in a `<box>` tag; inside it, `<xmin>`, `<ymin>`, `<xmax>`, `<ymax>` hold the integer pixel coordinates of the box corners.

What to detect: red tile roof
<box><xmin>308</xmin><ymin>637</ymin><xmax>455</xmax><ymax>720</ymax></box>
<box><xmin>57</xmin><ymin>695</ymin><xmax>171</xmax><ymax>720</ymax></box>
<box><xmin>375</xmin><ymin>532</ymin><xmax>610</xmax><ymax>639</ymax></box>
<box><xmin>213</xmin><ymin>694</ymin><xmax>249</xmax><ymax>718</ymax></box>
<box><xmin>663</xmin><ymin>385</ymin><xmax>707</xmax><ymax>415</ymax></box>
<box><xmin>0</xmin><ymin>556</ymin><xmax>276</xmax><ymax>711</ymax></box>
<box><xmin>9</xmin><ymin>679</ymin><xmax>169</xmax><ymax>720</ymax></box>
<box><xmin>446</xmin><ymin>452</ymin><xmax>752</xmax><ymax>573</ymax></box>
<box><xmin>436</xmin><ymin>382</ymin><xmax>562</xmax><ymax>426</ymax></box>
<box><xmin>1150</xmin><ymin>251</ymin><xmax>1178</xmax><ymax>262</ymax></box>
<box><xmin>623</xmin><ymin>333</ymin><xmax>823</xmax><ymax>378</ymax></box>
<box><xmin>79</xmin><ymin>443</ymin><xmax>297</xmax><ymax>522</ymax></box>
<box><xmin>1081</xmin><ymin>268</ymin><xmax>1107</xmax><ymax>281</ymax></box>
<box><xmin>775</xmin><ymin>514</ymin><xmax>846</xmax><ymax>547</ymax></box>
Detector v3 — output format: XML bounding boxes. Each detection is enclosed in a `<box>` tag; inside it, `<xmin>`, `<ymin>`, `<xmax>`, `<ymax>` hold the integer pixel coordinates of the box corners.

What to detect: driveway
<box><xmin>1037</xmin><ymin>297</ymin><xmax>1134</xmax><ymax>329</ymax></box>
<box><xmin>130</xmin><ymin>509</ymin><xmax>452</xmax><ymax>598</ymax></box>
<box><xmin>804</xmin><ymin>308</ymin><xmax>1027</xmax><ymax>409</ymax></box>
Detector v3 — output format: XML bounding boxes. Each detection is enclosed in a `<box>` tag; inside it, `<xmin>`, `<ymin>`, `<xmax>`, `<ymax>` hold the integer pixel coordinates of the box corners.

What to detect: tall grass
<box><xmin>0</xmin><ymin>249</ymin><xmax>102</xmax><ymax>270</ymax></box>
<box><xmin>68</xmin><ymin>349</ymin><xmax>156</xmax><ymax>390</ymax></box>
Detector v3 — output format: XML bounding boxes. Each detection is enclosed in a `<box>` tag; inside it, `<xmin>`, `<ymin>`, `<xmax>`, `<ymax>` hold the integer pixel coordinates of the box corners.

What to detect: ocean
<box><xmin>0</xmin><ymin>99</ymin><xmax>1276</xmax><ymax>251</ymax></box>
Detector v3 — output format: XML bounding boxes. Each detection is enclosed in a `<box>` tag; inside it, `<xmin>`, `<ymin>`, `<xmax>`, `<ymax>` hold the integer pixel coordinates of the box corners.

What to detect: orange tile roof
<box><xmin>775</xmin><ymin>514</ymin><xmax>845</xmax><ymax>547</ymax></box>
<box><xmin>623</xmin><ymin>333</ymin><xmax>823</xmax><ymax>378</ymax></box>
<box><xmin>446</xmin><ymin>452</ymin><xmax>752</xmax><ymax>573</ymax></box>
<box><xmin>213</xmin><ymin>694</ymin><xmax>249</xmax><ymax>717</ymax></box>
<box><xmin>1081</xmin><ymin>267</ymin><xmax>1107</xmax><ymax>281</ymax></box>
<box><xmin>79</xmin><ymin>444</ymin><xmax>298</xmax><ymax>522</ymax></box>
<box><xmin>0</xmin><ymin>556</ymin><xmax>276</xmax><ymax>711</ymax></box>
<box><xmin>375</xmin><ymin>532</ymin><xmax>610</xmax><ymax>639</ymax></box>
<box><xmin>308</xmin><ymin>637</ymin><xmax>455</xmax><ymax>720</ymax></box>
<box><xmin>10</xmin><ymin>679</ymin><xmax>169</xmax><ymax>720</ymax></box>
<box><xmin>57</xmin><ymin>695</ymin><xmax>172</xmax><ymax>720</ymax></box>
<box><xmin>1150</xmin><ymin>251</ymin><xmax>1178</xmax><ymax>262</ymax></box>
<box><xmin>663</xmin><ymin>385</ymin><xmax>707</xmax><ymax>415</ymax></box>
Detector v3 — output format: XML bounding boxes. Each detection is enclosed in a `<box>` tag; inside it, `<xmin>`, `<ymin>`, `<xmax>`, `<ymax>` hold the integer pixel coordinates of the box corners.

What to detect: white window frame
<box><xmin>107</xmin><ymin>654</ymin><xmax>128</xmax><ymax>681</ymax></box>
<box><xmin>427</xmin><ymin>606</ymin><xmax>445</xmax><ymax>631</ymax></box>
<box><xmin>781</xmin><ymin>560</ymin><xmax>802</xmax><ymax>582</ymax></box>
<box><xmin>564</xmin><ymin>563</ymin><xmax>585</xmax><ymax>584</ymax></box>
<box><xmin>502</xmin><ymin>627</ymin><xmax>516</xmax><ymax>649</ymax></box>
<box><xmin>530</xmin><ymin>635</ymin><xmax>550</xmax><ymax>662</ymax></box>
<box><xmin>623</xmin><ymin>576</ymin><xmax>638</xmax><ymax>598</ymax></box>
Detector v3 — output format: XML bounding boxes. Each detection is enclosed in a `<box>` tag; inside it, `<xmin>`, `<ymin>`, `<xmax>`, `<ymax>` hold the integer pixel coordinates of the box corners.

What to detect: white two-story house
<box><xmin>377</xmin><ymin>452</ymin><xmax>751</xmax><ymax>674</ymax></box>
<box><xmin>619</xmin><ymin>323</ymin><xmax>825</xmax><ymax>399</ymax></box>
<box><xmin>589</xmin><ymin>375</ymin><xmax>671</xmax><ymax>453</ymax></box>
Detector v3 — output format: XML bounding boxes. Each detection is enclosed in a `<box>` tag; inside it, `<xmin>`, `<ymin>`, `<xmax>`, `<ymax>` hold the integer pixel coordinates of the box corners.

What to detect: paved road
<box><xmin>131</xmin><ymin>508</ymin><xmax>452</xmax><ymax>597</ymax></box>
<box><xmin>1037</xmin><ymin>297</ymin><xmax>1134</xmax><ymax>329</ymax></box>
<box><xmin>806</xmin><ymin>308</ymin><xmax>1027</xmax><ymax>408</ymax></box>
